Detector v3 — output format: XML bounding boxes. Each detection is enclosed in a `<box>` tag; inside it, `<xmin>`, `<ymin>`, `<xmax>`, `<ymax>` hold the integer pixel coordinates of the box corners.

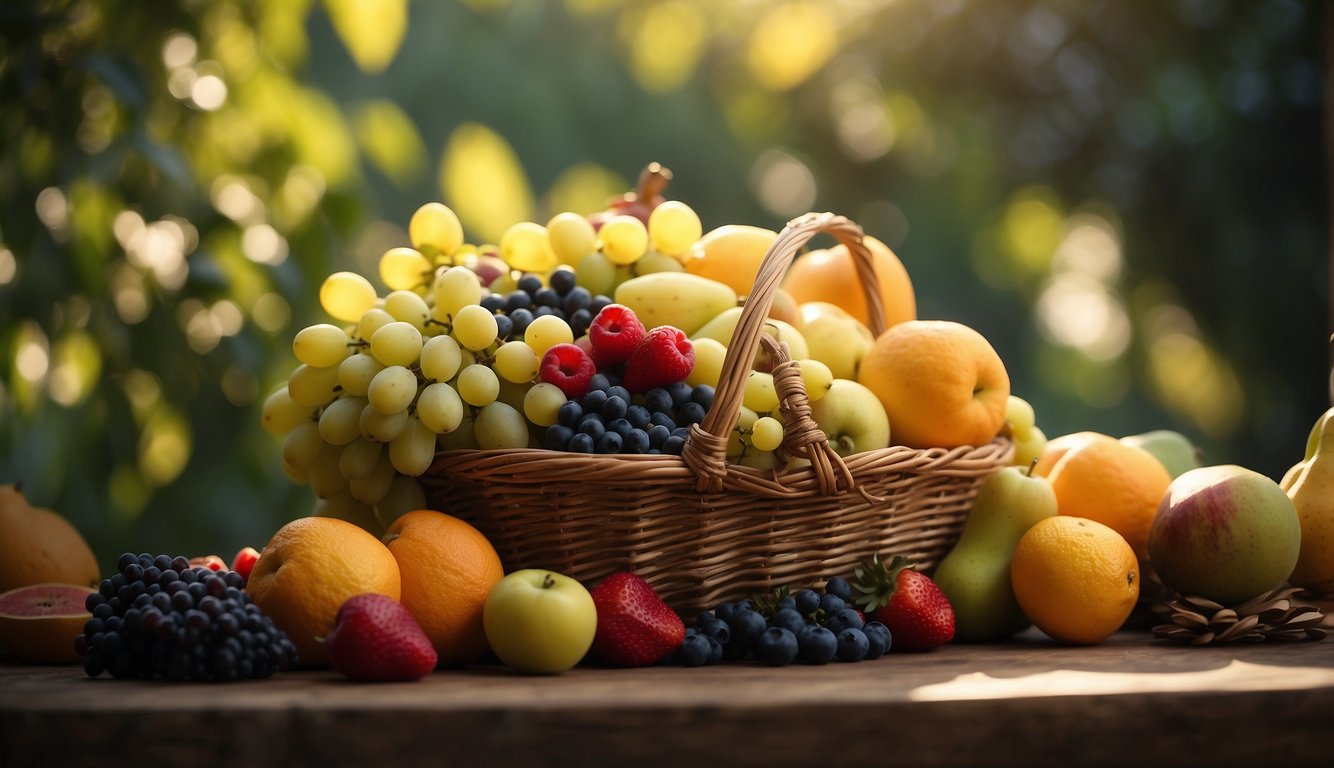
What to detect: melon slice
<box><xmin>0</xmin><ymin>582</ymin><xmax>95</xmax><ymax>664</ymax></box>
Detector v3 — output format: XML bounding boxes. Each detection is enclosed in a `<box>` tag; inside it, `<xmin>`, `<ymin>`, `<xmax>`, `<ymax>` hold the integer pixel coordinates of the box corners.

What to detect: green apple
<box><xmin>799</xmin><ymin>302</ymin><xmax>874</xmax><ymax>381</ymax></box>
<box><xmin>482</xmin><ymin>569</ymin><xmax>597</xmax><ymax>674</ymax></box>
<box><xmin>808</xmin><ymin>379</ymin><xmax>890</xmax><ymax>456</ymax></box>
<box><xmin>1148</xmin><ymin>465</ymin><xmax>1301</xmax><ymax>604</ymax></box>
<box><xmin>1120</xmin><ymin>430</ymin><xmax>1203</xmax><ymax>480</ymax></box>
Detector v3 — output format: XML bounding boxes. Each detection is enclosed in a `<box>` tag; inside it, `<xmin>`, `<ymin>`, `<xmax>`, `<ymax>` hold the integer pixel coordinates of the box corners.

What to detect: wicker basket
<box><xmin>420</xmin><ymin>211</ymin><xmax>1013</xmax><ymax>615</ymax></box>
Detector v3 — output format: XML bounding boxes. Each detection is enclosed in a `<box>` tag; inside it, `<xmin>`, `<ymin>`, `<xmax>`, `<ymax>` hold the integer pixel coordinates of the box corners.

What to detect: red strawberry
<box><xmin>230</xmin><ymin>546</ymin><xmax>261</xmax><ymax>586</ymax></box>
<box><xmin>853</xmin><ymin>554</ymin><xmax>955</xmax><ymax>651</ymax></box>
<box><xmin>540</xmin><ymin>343</ymin><xmax>597</xmax><ymax>400</ymax></box>
<box><xmin>621</xmin><ymin>325</ymin><xmax>694</xmax><ymax>394</ymax></box>
<box><xmin>589</xmin><ymin>573</ymin><xmax>685</xmax><ymax>667</ymax></box>
<box><xmin>326</xmin><ymin>593</ymin><xmax>438</xmax><ymax>681</ymax></box>
<box><xmin>588</xmin><ymin>304</ymin><xmax>646</xmax><ymax>369</ymax></box>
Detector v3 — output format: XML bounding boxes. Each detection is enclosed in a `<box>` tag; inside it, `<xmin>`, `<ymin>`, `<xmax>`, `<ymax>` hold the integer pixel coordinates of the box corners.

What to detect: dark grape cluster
<box><xmin>668</xmin><ymin>576</ymin><xmax>892</xmax><ymax>667</ymax></box>
<box><xmin>480</xmin><ymin>267</ymin><xmax>613</xmax><ymax>340</ymax></box>
<box><xmin>543</xmin><ymin>375</ymin><xmax>715</xmax><ymax>455</ymax></box>
<box><xmin>76</xmin><ymin>553</ymin><xmax>298</xmax><ymax>682</ymax></box>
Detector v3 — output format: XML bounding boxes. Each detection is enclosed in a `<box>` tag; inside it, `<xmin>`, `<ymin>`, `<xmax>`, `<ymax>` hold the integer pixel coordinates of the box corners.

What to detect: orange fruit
<box><xmin>246</xmin><ymin>516</ymin><xmax>400</xmax><ymax>667</ymax></box>
<box><xmin>1046</xmin><ymin>438</ymin><xmax>1173</xmax><ymax>561</ymax></box>
<box><xmin>782</xmin><ymin>236</ymin><xmax>916</xmax><ymax>330</ymax></box>
<box><xmin>682</xmin><ymin>224</ymin><xmax>777</xmax><ymax>296</ymax></box>
<box><xmin>1011</xmin><ymin>516</ymin><xmax>1140</xmax><ymax>644</ymax></box>
<box><xmin>0</xmin><ymin>583</ymin><xmax>94</xmax><ymax>664</ymax></box>
<box><xmin>1031</xmin><ymin>431</ymin><xmax>1115</xmax><ymax>477</ymax></box>
<box><xmin>857</xmin><ymin>320</ymin><xmax>1010</xmax><ymax>449</ymax></box>
<box><xmin>0</xmin><ymin>485</ymin><xmax>100</xmax><ymax>593</ymax></box>
<box><xmin>383</xmin><ymin>510</ymin><xmax>505</xmax><ymax>666</ymax></box>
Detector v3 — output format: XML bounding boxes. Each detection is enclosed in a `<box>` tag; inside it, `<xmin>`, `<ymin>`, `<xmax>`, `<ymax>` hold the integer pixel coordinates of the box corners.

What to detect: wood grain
<box><xmin>2</xmin><ymin>631</ymin><xmax>1331</xmax><ymax>768</ymax></box>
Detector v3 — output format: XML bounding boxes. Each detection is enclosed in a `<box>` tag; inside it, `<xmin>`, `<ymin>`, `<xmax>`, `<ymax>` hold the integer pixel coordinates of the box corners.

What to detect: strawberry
<box><xmin>540</xmin><ymin>343</ymin><xmax>597</xmax><ymax>400</ymax></box>
<box><xmin>621</xmin><ymin>325</ymin><xmax>694</xmax><ymax>394</ymax></box>
<box><xmin>325</xmin><ymin>593</ymin><xmax>438</xmax><ymax>681</ymax></box>
<box><xmin>589</xmin><ymin>573</ymin><xmax>685</xmax><ymax>667</ymax></box>
<box><xmin>588</xmin><ymin>304</ymin><xmax>646</xmax><ymax>369</ymax></box>
<box><xmin>852</xmin><ymin>554</ymin><xmax>955</xmax><ymax>651</ymax></box>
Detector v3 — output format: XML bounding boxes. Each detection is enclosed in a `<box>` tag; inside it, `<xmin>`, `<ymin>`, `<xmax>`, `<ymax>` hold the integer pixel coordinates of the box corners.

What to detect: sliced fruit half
<box><xmin>0</xmin><ymin>582</ymin><xmax>95</xmax><ymax>664</ymax></box>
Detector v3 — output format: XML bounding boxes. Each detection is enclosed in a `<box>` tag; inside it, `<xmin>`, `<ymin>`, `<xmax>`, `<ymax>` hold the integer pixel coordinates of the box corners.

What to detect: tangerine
<box><xmin>782</xmin><ymin>236</ymin><xmax>916</xmax><ymax>330</ymax></box>
<box><xmin>246</xmin><ymin>516</ymin><xmax>401</xmax><ymax>667</ymax></box>
<box><xmin>1010</xmin><ymin>516</ymin><xmax>1140</xmax><ymax>644</ymax></box>
<box><xmin>1046</xmin><ymin>438</ymin><xmax>1172</xmax><ymax>561</ymax></box>
<box><xmin>383</xmin><ymin>510</ymin><xmax>505</xmax><ymax>666</ymax></box>
<box><xmin>1031</xmin><ymin>431</ymin><xmax>1115</xmax><ymax>477</ymax></box>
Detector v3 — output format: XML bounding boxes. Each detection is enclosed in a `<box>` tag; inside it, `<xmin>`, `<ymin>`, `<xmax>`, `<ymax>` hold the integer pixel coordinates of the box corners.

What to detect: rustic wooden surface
<box><xmin>2</xmin><ymin>630</ymin><xmax>1332</xmax><ymax>768</ymax></box>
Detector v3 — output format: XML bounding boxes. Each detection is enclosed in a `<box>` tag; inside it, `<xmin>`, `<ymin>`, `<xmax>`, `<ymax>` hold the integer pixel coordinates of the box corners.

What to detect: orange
<box><xmin>383</xmin><ymin>510</ymin><xmax>504</xmax><ymax>666</ymax></box>
<box><xmin>1046</xmin><ymin>438</ymin><xmax>1172</xmax><ymax>561</ymax></box>
<box><xmin>0</xmin><ymin>485</ymin><xmax>100</xmax><ymax>593</ymax></box>
<box><xmin>782</xmin><ymin>236</ymin><xmax>916</xmax><ymax>331</ymax></box>
<box><xmin>1011</xmin><ymin>516</ymin><xmax>1140</xmax><ymax>644</ymax></box>
<box><xmin>246</xmin><ymin>516</ymin><xmax>400</xmax><ymax>667</ymax></box>
<box><xmin>857</xmin><ymin>320</ymin><xmax>1010</xmax><ymax>449</ymax></box>
<box><xmin>1032</xmin><ymin>431</ymin><xmax>1115</xmax><ymax>477</ymax></box>
<box><xmin>682</xmin><ymin>224</ymin><xmax>778</xmax><ymax>296</ymax></box>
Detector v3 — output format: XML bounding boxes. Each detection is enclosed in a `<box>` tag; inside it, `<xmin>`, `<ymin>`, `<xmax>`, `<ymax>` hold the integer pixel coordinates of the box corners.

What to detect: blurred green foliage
<box><xmin>0</xmin><ymin>0</ymin><xmax>1326</xmax><ymax>570</ymax></box>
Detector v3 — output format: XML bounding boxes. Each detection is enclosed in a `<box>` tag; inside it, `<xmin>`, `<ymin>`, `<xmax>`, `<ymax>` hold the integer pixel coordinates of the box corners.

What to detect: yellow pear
<box><xmin>1286</xmin><ymin>406</ymin><xmax>1334</xmax><ymax>593</ymax></box>
<box><xmin>612</xmin><ymin>273</ymin><xmax>738</xmax><ymax>336</ymax></box>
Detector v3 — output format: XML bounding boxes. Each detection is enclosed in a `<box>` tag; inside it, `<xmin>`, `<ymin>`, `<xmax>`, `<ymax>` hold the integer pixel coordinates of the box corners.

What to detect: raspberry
<box><xmin>622</xmin><ymin>326</ymin><xmax>695</xmax><ymax>394</ymax></box>
<box><xmin>588</xmin><ymin>304</ymin><xmax>647</xmax><ymax>369</ymax></box>
<box><xmin>540</xmin><ymin>343</ymin><xmax>597</xmax><ymax>400</ymax></box>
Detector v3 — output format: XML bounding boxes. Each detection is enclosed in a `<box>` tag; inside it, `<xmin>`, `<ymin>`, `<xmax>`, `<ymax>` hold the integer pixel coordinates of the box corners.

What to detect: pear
<box><xmin>1119</xmin><ymin>429</ymin><xmax>1203</xmax><ymax>480</ymax></box>
<box><xmin>1281</xmin><ymin>407</ymin><xmax>1334</xmax><ymax>491</ymax></box>
<box><xmin>932</xmin><ymin>465</ymin><xmax>1058</xmax><ymax>641</ymax></box>
<box><xmin>1286</xmin><ymin>407</ymin><xmax>1334</xmax><ymax>594</ymax></box>
<box><xmin>613</xmin><ymin>273</ymin><xmax>737</xmax><ymax>336</ymax></box>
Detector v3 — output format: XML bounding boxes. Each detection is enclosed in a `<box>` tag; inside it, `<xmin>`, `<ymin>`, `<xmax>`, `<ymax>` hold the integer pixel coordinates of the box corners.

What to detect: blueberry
<box><xmin>666</xmin><ymin>381</ymin><xmax>693</xmax><ymax>408</ymax></box>
<box><xmin>505</xmin><ymin>290</ymin><xmax>533</xmax><ymax>311</ymax></box>
<box><xmin>776</xmin><ymin>596</ymin><xmax>796</xmax><ymax>611</ymax></box>
<box><xmin>606</xmin><ymin>385</ymin><xmax>631</xmax><ymax>404</ymax></box>
<box><xmin>602</xmin><ymin>395</ymin><xmax>628</xmax><ymax>420</ymax></box>
<box><xmin>677</xmin><ymin>401</ymin><xmax>706</xmax><ymax>426</ymax></box>
<box><xmin>568</xmin><ymin>307</ymin><xmax>593</xmax><ymax>337</ymax></box>
<box><xmin>733</xmin><ymin>599</ymin><xmax>754</xmax><ymax>613</ymax></box>
<box><xmin>713</xmin><ymin>602</ymin><xmax>736</xmax><ymax>625</ymax></box>
<box><xmin>704</xmin><ymin>634</ymin><xmax>724</xmax><ymax>665</ymax></box>
<box><xmin>647</xmin><ymin>424</ymin><xmax>671</xmax><ymax>448</ymax></box>
<box><xmin>649</xmin><ymin>412</ymin><xmax>677</xmax><ymax>431</ymax></box>
<box><xmin>819</xmin><ymin>593</ymin><xmax>846</xmax><ymax>615</ymax></box>
<box><xmin>533</xmin><ymin>287</ymin><xmax>562</xmax><ymax>308</ymax></box>
<box><xmin>691</xmin><ymin>384</ymin><xmax>715</xmax><ymax>409</ymax></box>
<box><xmin>863</xmin><ymin>621</ymin><xmax>890</xmax><ymax>659</ymax></box>
<box><xmin>698</xmin><ymin>617</ymin><xmax>731</xmax><ymax>646</ymax></box>
<box><xmin>670</xmin><ymin>427</ymin><xmax>691</xmax><ymax>440</ymax></box>
<box><xmin>557</xmin><ymin>401</ymin><xmax>583</xmax><ymax>427</ymax></box>
<box><xmin>117</xmin><ymin>553</ymin><xmax>138</xmax><ymax>572</ymax></box>
<box><xmin>662</xmin><ymin>435</ymin><xmax>686</xmax><ymax>455</ymax></box>
<box><xmin>625</xmin><ymin>404</ymin><xmax>651</xmax><ymax>429</ymax></box>
<box><xmin>825</xmin><ymin>576</ymin><xmax>853</xmax><ymax>601</ymax></box>
<box><xmin>731</xmin><ymin>609</ymin><xmax>767</xmax><ymax>649</ymax></box>
<box><xmin>533</xmin><ymin>305</ymin><xmax>556</xmax><ymax>318</ymax></box>
<box><xmin>589</xmin><ymin>295</ymin><xmax>613</xmax><ymax>317</ymax></box>
<box><xmin>586</xmin><ymin>374</ymin><xmax>613</xmax><ymax>394</ymax></box>
<box><xmin>578</xmin><ymin>417</ymin><xmax>606</xmax><ymax>440</ymax></box>
<box><xmin>769</xmin><ymin>607</ymin><xmax>806</xmax><ymax>636</ymax></box>
<box><xmin>549</xmin><ymin>268</ymin><xmax>577</xmax><ymax>295</ymax></box>
<box><xmin>567</xmin><ymin>433</ymin><xmax>595</xmax><ymax>453</ymax></box>
<box><xmin>797</xmin><ymin>625</ymin><xmax>838</xmax><ymax>665</ymax></box>
<box><xmin>562</xmin><ymin>287</ymin><xmax>592</xmax><ymax>313</ymax></box>
<box><xmin>793</xmin><ymin>589</ymin><xmax>821</xmax><ymax>615</ymax></box>
<box><xmin>606</xmin><ymin>418</ymin><xmax>632</xmax><ymax>438</ymax></box>
<box><xmin>836</xmin><ymin>628</ymin><xmax>870</xmax><ymax>662</ymax></box>
<box><xmin>509</xmin><ymin>307</ymin><xmax>533</xmax><ymax>336</ymax></box>
<box><xmin>480</xmin><ymin>294</ymin><xmax>506</xmax><ymax>313</ymax></box>
<box><xmin>674</xmin><ymin>636</ymin><xmax>710</xmax><ymax>668</ymax></box>
<box><xmin>517</xmin><ymin>274</ymin><xmax>543</xmax><ymax>295</ymax></box>
<box><xmin>543</xmin><ymin>424</ymin><xmax>574</xmax><ymax>450</ymax></box>
<box><xmin>754</xmin><ymin>627</ymin><xmax>799</xmax><ymax>666</ymax></box>
<box><xmin>825</xmin><ymin>607</ymin><xmax>865</xmax><ymax>634</ymax></box>
<box><xmin>493</xmin><ymin>313</ymin><xmax>514</xmax><ymax>340</ymax></box>
<box><xmin>623</xmin><ymin>428</ymin><xmax>650</xmax><ymax>454</ymax></box>
<box><xmin>595</xmin><ymin>431</ymin><xmax>623</xmax><ymax>454</ymax></box>
<box><xmin>582</xmin><ymin>388</ymin><xmax>609</xmax><ymax>412</ymax></box>
<box><xmin>644</xmin><ymin>388</ymin><xmax>674</xmax><ymax>415</ymax></box>
<box><xmin>694</xmin><ymin>610</ymin><xmax>715</xmax><ymax>626</ymax></box>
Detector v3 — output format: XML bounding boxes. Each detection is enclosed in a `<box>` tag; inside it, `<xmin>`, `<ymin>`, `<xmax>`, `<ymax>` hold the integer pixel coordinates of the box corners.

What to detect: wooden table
<box><xmin>3</xmin><ymin>630</ymin><xmax>1331</xmax><ymax>767</ymax></box>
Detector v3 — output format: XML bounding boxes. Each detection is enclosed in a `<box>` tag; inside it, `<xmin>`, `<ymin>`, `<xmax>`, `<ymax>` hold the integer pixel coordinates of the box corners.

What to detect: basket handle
<box><xmin>682</xmin><ymin>211</ymin><xmax>884</xmax><ymax>494</ymax></box>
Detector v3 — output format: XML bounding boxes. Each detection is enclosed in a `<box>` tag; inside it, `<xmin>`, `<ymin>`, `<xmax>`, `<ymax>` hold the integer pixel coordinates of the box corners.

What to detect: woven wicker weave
<box><xmin>421</xmin><ymin>211</ymin><xmax>1013</xmax><ymax>614</ymax></box>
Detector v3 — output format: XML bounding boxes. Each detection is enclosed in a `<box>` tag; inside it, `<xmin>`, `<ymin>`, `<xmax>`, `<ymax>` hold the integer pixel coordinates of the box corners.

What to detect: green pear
<box><xmin>1281</xmin><ymin>407</ymin><xmax>1334</xmax><ymax>491</ymax></box>
<box><xmin>932</xmin><ymin>465</ymin><xmax>1058</xmax><ymax>641</ymax></box>
<box><xmin>1287</xmin><ymin>407</ymin><xmax>1334</xmax><ymax>594</ymax></box>
<box><xmin>1119</xmin><ymin>429</ymin><xmax>1203</xmax><ymax>480</ymax></box>
<box><xmin>612</xmin><ymin>273</ymin><xmax>737</xmax><ymax>336</ymax></box>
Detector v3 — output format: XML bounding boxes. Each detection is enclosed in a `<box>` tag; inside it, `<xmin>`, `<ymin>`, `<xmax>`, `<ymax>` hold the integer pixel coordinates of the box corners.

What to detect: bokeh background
<box><xmin>1</xmin><ymin>0</ymin><xmax>1327</xmax><ymax>571</ymax></box>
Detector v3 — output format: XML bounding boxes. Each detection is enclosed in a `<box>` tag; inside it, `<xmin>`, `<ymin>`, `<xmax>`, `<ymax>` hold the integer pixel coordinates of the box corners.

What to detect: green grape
<box><xmin>261</xmin><ymin>386</ymin><xmax>315</xmax><ymax>436</ymax></box>
<box><xmin>743</xmin><ymin>371</ymin><xmax>780</xmax><ymax>413</ymax></box>
<box><xmin>313</xmin><ymin>490</ymin><xmax>382</xmax><ymax>532</ymax></box>
<box><xmin>437</xmin><ymin>411</ymin><xmax>480</xmax><ymax>450</ymax></box>
<box><xmin>308</xmin><ymin>440</ymin><xmax>348</xmax><ymax>499</ymax></box>
<box><xmin>320</xmin><ymin>271</ymin><xmax>378</xmax><ymax>323</ymax></box>
<box><xmin>648</xmin><ymin>200</ymin><xmax>703</xmax><ymax>257</ymax></box>
<box><xmin>495</xmin><ymin>378</ymin><xmax>530</xmax><ymax>411</ymax></box>
<box><xmin>355</xmin><ymin>307</ymin><xmax>395</xmax><ymax>343</ymax></box>
<box><xmin>281</xmin><ymin>457</ymin><xmax>309</xmax><ymax>484</ymax></box>
<box><xmin>339</xmin><ymin>438</ymin><xmax>383</xmax><ymax>480</ymax></box>
<box><xmin>727</xmin><ymin>406</ymin><xmax>760</xmax><ymax>458</ymax></box>
<box><xmin>456</xmin><ymin>363</ymin><xmax>499</xmax><ymax>407</ymax></box>
<box><xmin>473</xmin><ymin>401</ymin><xmax>530</xmax><ymax>449</ymax></box>
<box><xmin>367</xmin><ymin>365</ymin><xmax>419</xmax><ymax>414</ymax></box>
<box><xmin>359</xmin><ymin>401</ymin><xmax>410</xmax><ymax>443</ymax></box>
<box><xmin>348</xmin><ymin>453</ymin><xmax>395</xmax><ymax>505</ymax></box>
<box><xmin>574</xmin><ymin>251</ymin><xmax>617</xmax><ymax>296</ymax></box>
<box><xmin>493</xmin><ymin>340</ymin><xmax>539</xmax><ymax>383</ymax></box>
<box><xmin>523</xmin><ymin>314</ymin><xmax>573</xmax><ymax>357</ymax></box>
<box><xmin>409</xmin><ymin>202</ymin><xmax>464</xmax><ymax>257</ymax></box>
<box><xmin>319</xmin><ymin>395</ymin><xmax>369</xmax><ymax>446</ymax></box>
<box><xmin>417</xmin><ymin>381</ymin><xmax>464</xmax><ymax>434</ymax></box>
<box><xmin>547</xmin><ymin>211</ymin><xmax>597</xmax><ymax>264</ymax></box>
<box><xmin>500</xmin><ymin>221</ymin><xmax>558</xmax><ymax>273</ymax></box>
<box><xmin>452</xmin><ymin>304</ymin><xmax>499</xmax><ymax>352</ymax></box>
<box><xmin>599</xmin><ymin>214</ymin><xmax>649</xmax><ymax>266</ymax></box>
<box><xmin>797</xmin><ymin>358</ymin><xmax>833</xmax><ymax>402</ymax></box>
<box><xmin>433</xmin><ymin>265</ymin><xmax>483</xmax><ymax>322</ymax></box>
<box><xmin>380</xmin><ymin>246</ymin><xmax>434</xmax><ymax>291</ymax></box>
<box><xmin>374</xmin><ymin>474</ymin><xmax>427</xmax><ymax>529</ymax></box>
<box><xmin>522</xmin><ymin>382</ymin><xmax>566</xmax><ymax>427</ymax></box>
<box><xmin>281</xmin><ymin>421</ymin><xmax>325</xmax><ymax>469</ymax></box>
<box><xmin>288</xmin><ymin>363</ymin><xmax>342</xmax><ymax>408</ymax></box>
<box><xmin>686</xmin><ymin>337</ymin><xmax>726</xmax><ymax>389</ymax></box>
<box><xmin>338</xmin><ymin>353</ymin><xmax>385</xmax><ymax>398</ymax></box>
<box><xmin>634</xmin><ymin>250</ymin><xmax>686</xmax><ymax>274</ymax></box>
<box><xmin>369</xmin><ymin>321</ymin><xmax>424</xmax><ymax>367</ymax></box>
<box><xmin>384</xmin><ymin>289</ymin><xmax>431</xmax><ymax>331</ymax></box>
<box><xmin>293</xmin><ymin>323</ymin><xmax>352</xmax><ymax>368</ymax></box>
<box><xmin>750</xmin><ymin>416</ymin><xmax>785</xmax><ymax>452</ymax></box>
<box><xmin>488</xmin><ymin>271</ymin><xmax>518</xmax><ymax>295</ymax></box>
<box><xmin>389</xmin><ymin>416</ymin><xmax>437</xmax><ymax>477</ymax></box>
<box><xmin>420</xmin><ymin>334</ymin><xmax>463</xmax><ymax>382</ymax></box>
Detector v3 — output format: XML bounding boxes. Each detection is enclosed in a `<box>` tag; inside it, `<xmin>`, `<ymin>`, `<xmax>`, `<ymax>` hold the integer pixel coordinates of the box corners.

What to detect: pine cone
<box><xmin>1151</xmin><ymin>586</ymin><xmax>1328</xmax><ymax>646</ymax></box>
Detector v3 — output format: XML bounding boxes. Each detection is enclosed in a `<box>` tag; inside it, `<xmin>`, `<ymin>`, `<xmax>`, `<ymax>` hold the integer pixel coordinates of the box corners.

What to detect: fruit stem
<box><xmin>542</xmin><ymin>573</ymin><xmax>556</xmax><ymax>590</ymax></box>
<box><xmin>1026</xmin><ymin>457</ymin><xmax>1039</xmax><ymax>477</ymax></box>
